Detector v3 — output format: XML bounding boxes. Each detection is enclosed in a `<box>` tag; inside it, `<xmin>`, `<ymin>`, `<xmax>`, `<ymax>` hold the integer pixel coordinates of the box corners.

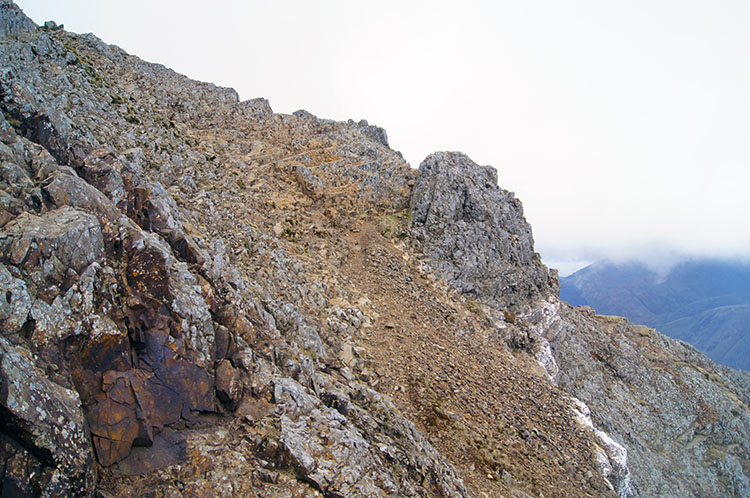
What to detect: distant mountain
<box><xmin>561</xmin><ymin>259</ymin><xmax>750</xmax><ymax>369</ymax></box>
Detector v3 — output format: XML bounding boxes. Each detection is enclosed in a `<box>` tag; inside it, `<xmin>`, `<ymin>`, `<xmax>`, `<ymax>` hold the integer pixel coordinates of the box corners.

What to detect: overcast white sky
<box><xmin>17</xmin><ymin>1</ymin><xmax>750</xmax><ymax>275</ymax></box>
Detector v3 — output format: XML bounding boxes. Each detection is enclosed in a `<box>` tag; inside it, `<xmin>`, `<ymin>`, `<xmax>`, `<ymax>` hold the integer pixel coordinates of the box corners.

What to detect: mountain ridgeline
<box><xmin>561</xmin><ymin>260</ymin><xmax>750</xmax><ymax>370</ymax></box>
<box><xmin>2</xmin><ymin>2</ymin><xmax>750</xmax><ymax>497</ymax></box>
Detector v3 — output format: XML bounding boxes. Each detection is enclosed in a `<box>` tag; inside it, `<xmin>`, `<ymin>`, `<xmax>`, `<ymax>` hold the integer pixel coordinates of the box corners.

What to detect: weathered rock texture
<box><xmin>546</xmin><ymin>305</ymin><xmax>750</xmax><ymax>498</ymax></box>
<box><xmin>1</xmin><ymin>2</ymin><xmax>748</xmax><ymax>497</ymax></box>
<box><xmin>411</xmin><ymin>151</ymin><xmax>553</xmax><ymax>313</ymax></box>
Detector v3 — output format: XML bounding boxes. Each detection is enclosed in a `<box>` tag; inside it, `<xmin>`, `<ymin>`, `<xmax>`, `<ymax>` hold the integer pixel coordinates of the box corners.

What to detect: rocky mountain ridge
<box><xmin>1</xmin><ymin>2</ymin><xmax>749</xmax><ymax>497</ymax></box>
<box><xmin>561</xmin><ymin>259</ymin><xmax>750</xmax><ymax>370</ymax></box>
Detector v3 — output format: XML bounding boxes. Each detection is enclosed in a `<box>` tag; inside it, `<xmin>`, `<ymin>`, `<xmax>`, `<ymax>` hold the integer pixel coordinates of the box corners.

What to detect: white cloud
<box><xmin>17</xmin><ymin>0</ymin><xmax>750</xmax><ymax>268</ymax></box>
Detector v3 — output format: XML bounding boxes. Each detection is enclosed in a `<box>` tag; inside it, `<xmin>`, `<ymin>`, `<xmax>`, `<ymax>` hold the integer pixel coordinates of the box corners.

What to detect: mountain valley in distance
<box><xmin>561</xmin><ymin>259</ymin><xmax>750</xmax><ymax>370</ymax></box>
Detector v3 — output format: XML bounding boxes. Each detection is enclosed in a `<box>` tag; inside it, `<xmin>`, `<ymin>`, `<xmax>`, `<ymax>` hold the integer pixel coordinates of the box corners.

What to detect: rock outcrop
<box><xmin>411</xmin><ymin>151</ymin><xmax>552</xmax><ymax>313</ymax></box>
<box><xmin>1</xmin><ymin>2</ymin><xmax>749</xmax><ymax>497</ymax></box>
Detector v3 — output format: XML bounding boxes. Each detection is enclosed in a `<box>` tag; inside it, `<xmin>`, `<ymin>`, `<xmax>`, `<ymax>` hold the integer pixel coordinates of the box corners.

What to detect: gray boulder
<box><xmin>0</xmin><ymin>0</ymin><xmax>37</xmax><ymax>40</ymax></box>
<box><xmin>411</xmin><ymin>151</ymin><xmax>552</xmax><ymax>312</ymax></box>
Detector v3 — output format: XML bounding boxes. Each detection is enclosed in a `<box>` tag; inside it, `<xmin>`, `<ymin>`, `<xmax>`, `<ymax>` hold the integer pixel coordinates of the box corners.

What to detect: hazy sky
<box><xmin>17</xmin><ymin>1</ymin><xmax>750</xmax><ymax>275</ymax></box>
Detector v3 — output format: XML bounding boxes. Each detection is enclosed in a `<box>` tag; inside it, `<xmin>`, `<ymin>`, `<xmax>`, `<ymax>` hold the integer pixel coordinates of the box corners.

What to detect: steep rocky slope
<box><xmin>1</xmin><ymin>2</ymin><xmax>749</xmax><ymax>497</ymax></box>
<box><xmin>561</xmin><ymin>260</ymin><xmax>750</xmax><ymax>370</ymax></box>
<box><xmin>546</xmin><ymin>307</ymin><xmax>750</xmax><ymax>497</ymax></box>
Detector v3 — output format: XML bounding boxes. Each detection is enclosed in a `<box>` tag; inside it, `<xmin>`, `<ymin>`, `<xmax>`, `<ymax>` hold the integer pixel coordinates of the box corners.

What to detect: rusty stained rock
<box><xmin>84</xmin><ymin>349</ymin><xmax>215</xmax><ymax>467</ymax></box>
<box><xmin>88</xmin><ymin>372</ymin><xmax>140</xmax><ymax>467</ymax></box>
<box><xmin>62</xmin><ymin>221</ymin><xmax>218</xmax><ymax>468</ymax></box>
<box><xmin>215</xmin><ymin>359</ymin><xmax>241</xmax><ymax>406</ymax></box>
<box><xmin>123</xmin><ymin>230</ymin><xmax>171</xmax><ymax>302</ymax></box>
<box><xmin>121</xmin><ymin>221</ymin><xmax>216</xmax><ymax>367</ymax></box>
<box><xmin>80</xmin><ymin>330</ymin><xmax>132</xmax><ymax>374</ymax></box>
<box><xmin>216</xmin><ymin>303</ymin><xmax>262</xmax><ymax>346</ymax></box>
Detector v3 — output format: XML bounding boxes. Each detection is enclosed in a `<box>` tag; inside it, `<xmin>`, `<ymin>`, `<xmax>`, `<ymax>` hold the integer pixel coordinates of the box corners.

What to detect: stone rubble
<box><xmin>1</xmin><ymin>2</ymin><xmax>749</xmax><ymax>497</ymax></box>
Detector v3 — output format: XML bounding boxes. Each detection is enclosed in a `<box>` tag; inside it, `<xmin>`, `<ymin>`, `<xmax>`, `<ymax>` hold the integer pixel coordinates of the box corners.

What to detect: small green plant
<box><xmin>281</xmin><ymin>218</ymin><xmax>300</xmax><ymax>241</ymax></box>
<box><xmin>465</xmin><ymin>299</ymin><xmax>482</xmax><ymax>315</ymax></box>
<box><xmin>123</xmin><ymin>104</ymin><xmax>140</xmax><ymax>124</ymax></box>
<box><xmin>377</xmin><ymin>210</ymin><xmax>411</xmax><ymax>239</ymax></box>
<box><xmin>83</xmin><ymin>62</ymin><xmax>105</xmax><ymax>85</ymax></box>
<box><xmin>2</xmin><ymin>109</ymin><xmax>23</xmax><ymax>132</ymax></box>
<box><xmin>63</xmin><ymin>44</ymin><xmax>80</xmax><ymax>64</ymax></box>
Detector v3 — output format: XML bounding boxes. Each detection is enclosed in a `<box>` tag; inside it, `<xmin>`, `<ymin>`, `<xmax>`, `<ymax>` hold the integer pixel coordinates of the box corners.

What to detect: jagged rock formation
<box><xmin>1</xmin><ymin>2</ymin><xmax>749</xmax><ymax>497</ymax></box>
<box><xmin>411</xmin><ymin>151</ymin><xmax>553</xmax><ymax>313</ymax></box>
<box><xmin>410</xmin><ymin>153</ymin><xmax>632</xmax><ymax>496</ymax></box>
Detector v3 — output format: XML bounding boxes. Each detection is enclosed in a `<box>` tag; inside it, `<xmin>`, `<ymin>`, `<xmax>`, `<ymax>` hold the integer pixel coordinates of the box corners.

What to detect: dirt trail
<box><xmin>339</xmin><ymin>222</ymin><xmax>612</xmax><ymax>498</ymax></box>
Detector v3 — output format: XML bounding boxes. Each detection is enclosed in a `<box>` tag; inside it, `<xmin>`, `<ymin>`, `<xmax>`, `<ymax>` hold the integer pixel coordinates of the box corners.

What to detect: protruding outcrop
<box><xmin>0</xmin><ymin>0</ymin><xmax>37</xmax><ymax>40</ymax></box>
<box><xmin>411</xmin><ymin>151</ymin><xmax>552</xmax><ymax>312</ymax></box>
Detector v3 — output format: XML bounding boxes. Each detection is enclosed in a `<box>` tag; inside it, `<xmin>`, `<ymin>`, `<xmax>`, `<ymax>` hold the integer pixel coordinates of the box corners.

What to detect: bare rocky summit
<box><xmin>1</xmin><ymin>2</ymin><xmax>749</xmax><ymax>497</ymax></box>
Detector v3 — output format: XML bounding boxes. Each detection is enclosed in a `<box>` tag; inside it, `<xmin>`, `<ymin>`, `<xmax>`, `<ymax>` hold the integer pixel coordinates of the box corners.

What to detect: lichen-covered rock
<box><xmin>0</xmin><ymin>262</ymin><xmax>31</xmax><ymax>333</ymax></box>
<box><xmin>0</xmin><ymin>335</ymin><xmax>95</xmax><ymax>496</ymax></box>
<box><xmin>411</xmin><ymin>151</ymin><xmax>552</xmax><ymax>312</ymax></box>
<box><xmin>0</xmin><ymin>207</ymin><xmax>104</xmax><ymax>294</ymax></box>
<box><xmin>273</xmin><ymin>374</ymin><xmax>470</xmax><ymax>497</ymax></box>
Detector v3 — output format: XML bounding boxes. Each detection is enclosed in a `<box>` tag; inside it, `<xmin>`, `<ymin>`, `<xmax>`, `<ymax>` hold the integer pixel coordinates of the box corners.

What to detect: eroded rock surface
<box><xmin>548</xmin><ymin>306</ymin><xmax>750</xmax><ymax>498</ymax></box>
<box><xmin>1</xmin><ymin>1</ymin><xmax>748</xmax><ymax>497</ymax></box>
<box><xmin>411</xmin><ymin>151</ymin><xmax>552</xmax><ymax>313</ymax></box>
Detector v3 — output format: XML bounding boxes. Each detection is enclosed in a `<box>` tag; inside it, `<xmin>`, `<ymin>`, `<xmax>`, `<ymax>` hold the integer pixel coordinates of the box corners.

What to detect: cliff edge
<box><xmin>1</xmin><ymin>2</ymin><xmax>749</xmax><ymax>497</ymax></box>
